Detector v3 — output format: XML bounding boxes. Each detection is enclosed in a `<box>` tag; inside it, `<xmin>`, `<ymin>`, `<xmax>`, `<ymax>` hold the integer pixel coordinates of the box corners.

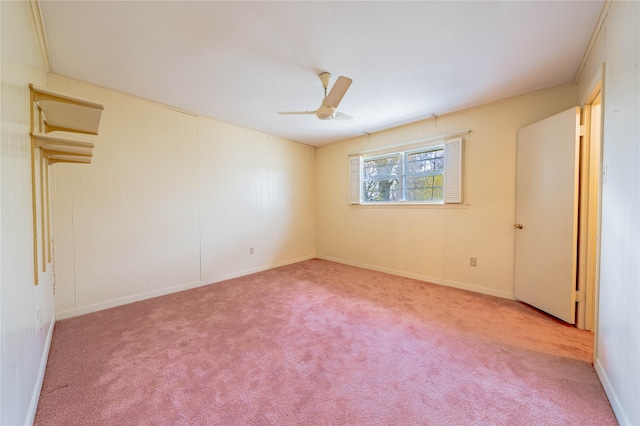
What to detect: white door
<box><xmin>514</xmin><ymin>107</ymin><xmax>581</xmax><ymax>324</ymax></box>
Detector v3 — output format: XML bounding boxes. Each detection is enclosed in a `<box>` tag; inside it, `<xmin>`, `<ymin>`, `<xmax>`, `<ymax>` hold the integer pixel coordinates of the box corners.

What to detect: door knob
<box><xmin>514</xmin><ymin>223</ymin><xmax>523</xmax><ymax>229</ymax></box>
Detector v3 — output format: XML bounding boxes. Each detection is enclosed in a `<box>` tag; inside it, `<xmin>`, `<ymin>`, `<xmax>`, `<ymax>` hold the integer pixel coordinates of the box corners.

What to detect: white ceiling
<box><xmin>39</xmin><ymin>1</ymin><xmax>603</xmax><ymax>146</ymax></box>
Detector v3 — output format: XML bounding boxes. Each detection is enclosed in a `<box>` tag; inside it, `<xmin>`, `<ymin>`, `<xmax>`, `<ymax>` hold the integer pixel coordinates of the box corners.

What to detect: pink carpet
<box><xmin>35</xmin><ymin>259</ymin><xmax>616</xmax><ymax>425</ymax></box>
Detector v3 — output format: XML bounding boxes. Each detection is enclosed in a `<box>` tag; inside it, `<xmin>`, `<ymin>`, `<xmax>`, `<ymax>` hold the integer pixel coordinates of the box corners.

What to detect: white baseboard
<box><xmin>595</xmin><ymin>357</ymin><xmax>631</xmax><ymax>425</ymax></box>
<box><xmin>316</xmin><ymin>255</ymin><xmax>514</xmax><ymax>300</ymax></box>
<box><xmin>25</xmin><ymin>313</ymin><xmax>55</xmax><ymax>426</ymax></box>
<box><xmin>204</xmin><ymin>254</ymin><xmax>316</xmax><ymax>283</ymax></box>
<box><xmin>56</xmin><ymin>254</ymin><xmax>316</xmax><ymax>320</ymax></box>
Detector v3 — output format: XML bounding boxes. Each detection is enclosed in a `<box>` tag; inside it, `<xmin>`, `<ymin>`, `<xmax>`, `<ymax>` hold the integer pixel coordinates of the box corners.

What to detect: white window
<box><xmin>350</xmin><ymin>137</ymin><xmax>463</xmax><ymax>205</ymax></box>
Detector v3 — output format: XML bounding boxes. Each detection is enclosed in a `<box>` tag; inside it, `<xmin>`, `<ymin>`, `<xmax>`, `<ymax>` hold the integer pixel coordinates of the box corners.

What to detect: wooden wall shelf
<box><xmin>29</xmin><ymin>84</ymin><xmax>104</xmax><ymax>284</ymax></box>
<box><xmin>47</xmin><ymin>154</ymin><xmax>92</xmax><ymax>165</ymax></box>
<box><xmin>30</xmin><ymin>84</ymin><xmax>104</xmax><ymax>135</ymax></box>
<box><xmin>32</xmin><ymin>132</ymin><xmax>94</xmax><ymax>158</ymax></box>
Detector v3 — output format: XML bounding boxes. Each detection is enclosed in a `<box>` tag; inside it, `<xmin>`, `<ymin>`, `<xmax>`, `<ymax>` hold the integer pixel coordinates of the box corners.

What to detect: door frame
<box><xmin>576</xmin><ymin>65</ymin><xmax>605</xmax><ymax>360</ymax></box>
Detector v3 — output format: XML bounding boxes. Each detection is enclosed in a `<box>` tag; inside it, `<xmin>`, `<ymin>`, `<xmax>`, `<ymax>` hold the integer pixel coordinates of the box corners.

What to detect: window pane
<box><xmin>406</xmin><ymin>149</ymin><xmax>444</xmax><ymax>176</ymax></box>
<box><xmin>433</xmin><ymin>187</ymin><xmax>444</xmax><ymax>200</ymax></box>
<box><xmin>404</xmin><ymin>174</ymin><xmax>444</xmax><ymax>201</ymax></box>
<box><xmin>405</xmin><ymin>189</ymin><xmax>432</xmax><ymax>201</ymax></box>
<box><xmin>363</xmin><ymin>155</ymin><xmax>400</xmax><ymax>180</ymax></box>
<box><xmin>362</xmin><ymin>179</ymin><xmax>400</xmax><ymax>202</ymax></box>
<box><xmin>405</xmin><ymin>189</ymin><xmax>419</xmax><ymax>201</ymax></box>
<box><xmin>406</xmin><ymin>188</ymin><xmax>435</xmax><ymax>201</ymax></box>
<box><xmin>405</xmin><ymin>176</ymin><xmax>430</xmax><ymax>189</ymax></box>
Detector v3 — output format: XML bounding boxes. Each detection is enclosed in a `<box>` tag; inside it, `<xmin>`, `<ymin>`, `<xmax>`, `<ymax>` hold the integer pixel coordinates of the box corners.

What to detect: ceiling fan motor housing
<box><xmin>316</xmin><ymin>105</ymin><xmax>335</xmax><ymax>120</ymax></box>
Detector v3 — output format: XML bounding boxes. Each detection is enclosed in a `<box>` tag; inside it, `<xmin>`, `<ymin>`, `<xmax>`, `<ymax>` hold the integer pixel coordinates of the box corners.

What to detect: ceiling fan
<box><xmin>278</xmin><ymin>72</ymin><xmax>356</xmax><ymax>122</ymax></box>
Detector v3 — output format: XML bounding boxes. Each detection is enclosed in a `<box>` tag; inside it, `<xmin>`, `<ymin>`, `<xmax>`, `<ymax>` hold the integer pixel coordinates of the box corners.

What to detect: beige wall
<box><xmin>49</xmin><ymin>76</ymin><xmax>316</xmax><ymax>319</ymax></box>
<box><xmin>0</xmin><ymin>2</ymin><xmax>54</xmax><ymax>425</ymax></box>
<box><xmin>316</xmin><ymin>85</ymin><xmax>577</xmax><ymax>299</ymax></box>
<box><xmin>577</xmin><ymin>1</ymin><xmax>640</xmax><ymax>424</ymax></box>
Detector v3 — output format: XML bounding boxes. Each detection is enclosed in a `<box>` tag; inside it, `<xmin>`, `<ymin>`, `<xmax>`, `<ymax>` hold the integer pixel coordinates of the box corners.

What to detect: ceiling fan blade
<box><xmin>334</xmin><ymin>111</ymin><xmax>357</xmax><ymax>123</ymax></box>
<box><xmin>324</xmin><ymin>76</ymin><xmax>352</xmax><ymax>108</ymax></box>
<box><xmin>278</xmin><ymin>111</ymin><xmax>316</xmax><ymax>115</ymax></box>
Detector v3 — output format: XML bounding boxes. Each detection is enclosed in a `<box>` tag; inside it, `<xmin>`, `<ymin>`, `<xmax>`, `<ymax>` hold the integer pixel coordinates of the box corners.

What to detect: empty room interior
<box><xmin>1</xmin><ymin>1</ymin><xmax>639</xmax><ymax>425</ymax></box>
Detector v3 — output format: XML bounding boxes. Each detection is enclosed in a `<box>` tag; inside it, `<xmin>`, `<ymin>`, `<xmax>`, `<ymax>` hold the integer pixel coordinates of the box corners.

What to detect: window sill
<box><xmin>354</xmin><ymin>202</ymin><xmax>469</xmax><ymax>209</ymax></box>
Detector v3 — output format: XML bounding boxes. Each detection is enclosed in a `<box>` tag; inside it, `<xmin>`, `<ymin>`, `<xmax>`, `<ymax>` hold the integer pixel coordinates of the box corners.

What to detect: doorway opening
<box><xmin>576</xmin><ymin>79</ymin><xmax>603</xmax><ymax>340</ymax></box>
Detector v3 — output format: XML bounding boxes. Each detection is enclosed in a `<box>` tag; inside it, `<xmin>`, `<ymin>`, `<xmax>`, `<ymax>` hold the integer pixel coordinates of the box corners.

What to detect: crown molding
<box><xmin>29</xmin><ymin>0</ymin><xmax>51</xmax><ymax>73</ymax></box>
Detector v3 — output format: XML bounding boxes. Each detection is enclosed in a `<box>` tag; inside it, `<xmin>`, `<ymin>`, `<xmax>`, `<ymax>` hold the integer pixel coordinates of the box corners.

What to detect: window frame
<box><xmin>360</xmin><ymin>146</ymin><xmax>445</xmax><ymax>204</ymax></box>
<box><xmin>349</xmin><ymin>136</ymin><xmax>464</xmax><ymax>206</ymax></box>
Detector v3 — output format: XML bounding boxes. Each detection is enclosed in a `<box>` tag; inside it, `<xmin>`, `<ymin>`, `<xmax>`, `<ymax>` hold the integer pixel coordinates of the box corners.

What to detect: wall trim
<box><xmin>29</xmin><ymin>0</ymin><xmax>51</xmax><ymax>72</ymax></box>
<box><xmin>348</xmin><ymin>129</ymin><xmax>470</xmax><ymax>157</ymax></box>
<box><xmin>316</xmin><ymin>255</ymin><xmax>515</xmax><ymax>300</ymax></box>
<box><xmin>329</xmin><ymin>83</ymin><xmax>578</xmax><ymax>147</ymax></box>
<box><xmin>25</xmin><ymin>313</ymin><xmax>55</xmax><ymax>426</ymax></box>
<box><xmin>595</xmin><ymin>357</ymin><xmax>630</xmax><ymax>425</ymax></box>
<box><xmin>580</xmin><ymin>63</ymin><xmax>605</xmax><ymax>106</ymax></box>
<box><xmin>575</xmin><ymin>0</ymin><xmax>612</xmax><ymax>83</ymax></box>
<box><xmin>46</xmin><ymin>74</ymin><xmax>309</xmax><ymax>147</ymax></box>
<box><xmin>56</xmin><ymin>255</ymin><xmax>315</xmax><ymax>320</ymax></box>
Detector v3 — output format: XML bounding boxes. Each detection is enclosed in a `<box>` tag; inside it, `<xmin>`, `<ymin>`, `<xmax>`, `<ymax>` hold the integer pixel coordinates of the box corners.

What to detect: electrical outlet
<box><xmin>249</xmin><ymin>247</ymin><xmax>254</xmax><ymax>254</ymax></box>
<box><xmin>470</xmin><ymin>257</ymin><xmax>477</xmax><ymax>267</ymax></box>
